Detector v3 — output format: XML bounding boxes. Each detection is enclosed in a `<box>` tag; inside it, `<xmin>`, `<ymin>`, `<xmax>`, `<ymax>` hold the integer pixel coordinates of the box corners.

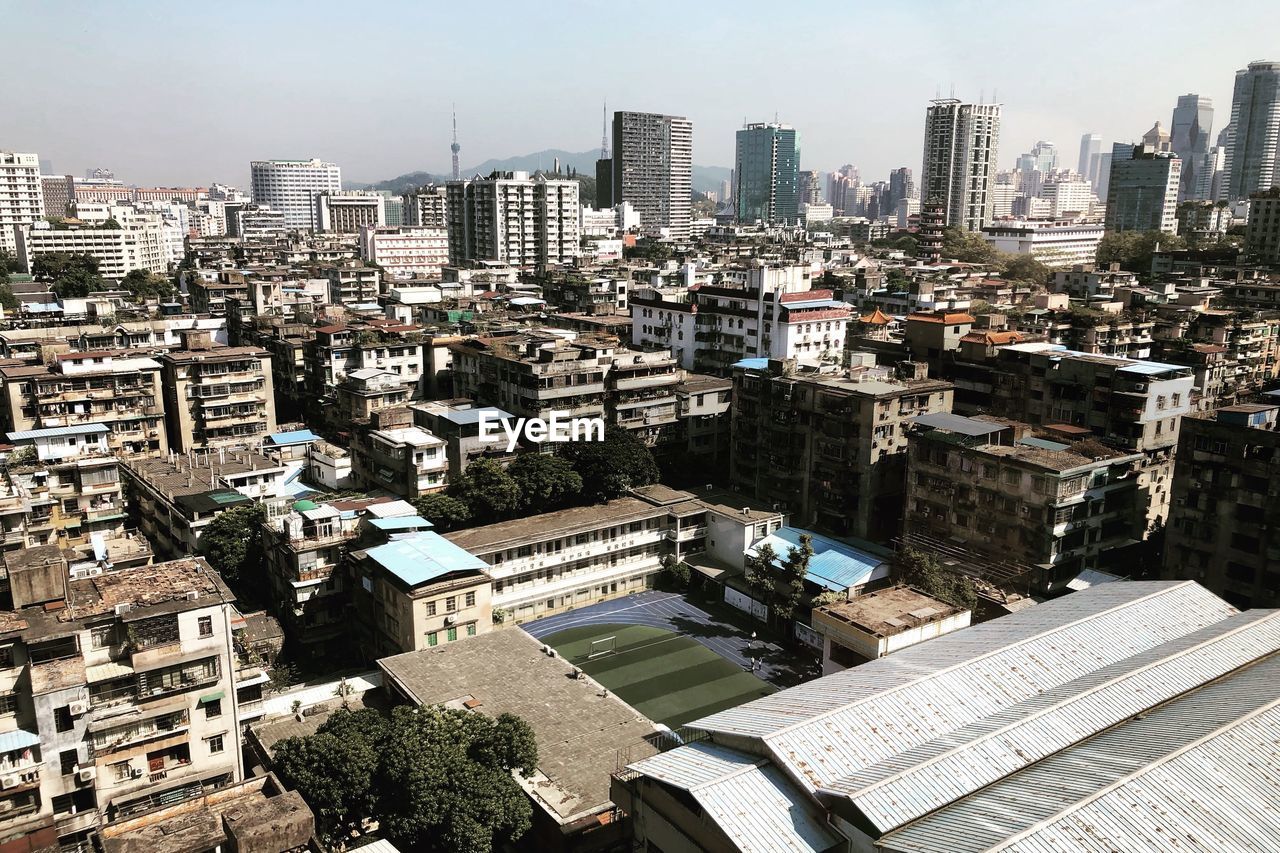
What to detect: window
<box><xmin>464</xmin><ymin>591</ymin><xmax>476</xmax><ymax>607</ymax></box>
<box><xmin>0</xmin><ymin>692</ymin><xmax>16</xmax><ymax>715</ymax></box>
<box><xmin>446</xmin><ymin>597</ymin><xmax>457</xmax><ymax>612</ymax></box>
<box><xmin>206</xmin><ymin>734</ymin><xmax>225</xmax><ymax>754</ymax></box>
<box><xmin>204</xmin><ymin>700</ymin><xmax>222</xmax><ymax>720</ymax></box>
<box><xmin>90</xmin><ymin>625</ymin><xmax>115</xmax><ymax>650</ymax></box>
<box><xmin>425</xmin><ymin>601</ymin><xmax>436</xmax><ymax>616</ymax></box>
<box><xmin>197</xmin><ymin>616</ymin><xmax>213</xmax><ymax>638</ymax></box>
<box><xmin>60</xmin><ymin>750</ymin><xmax>78</xmax><ymax>776</ymax></box>
<box><xmin>466</xmin><ymin>623</ymin><xmax>476</xmax><ymax>637</ymax></box>
<box><xmin>447</xmin><ymin>627</ymin><xmax>458</xmax><ymax>642</ymax></box>
<box><xmin>0</xmin><ymin>646</ymin><xmax>13</xmax><ymax>668</ymax></box>
<box><xmin>427</xmin><ymin>631</ymin><xmax>439</xmax><ymax>647</ymax></box>
<box><xmin>55</xmin><ymin>706</ymin><xmax>73</xmax><ymax>733</ymax></box>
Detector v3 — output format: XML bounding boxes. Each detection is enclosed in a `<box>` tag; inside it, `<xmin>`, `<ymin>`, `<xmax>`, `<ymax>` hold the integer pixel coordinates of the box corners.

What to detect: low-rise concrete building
<box><xmin>812</xmin><ymin>585</ymin><xmax>970</xmax><ymax>674</ymax></box>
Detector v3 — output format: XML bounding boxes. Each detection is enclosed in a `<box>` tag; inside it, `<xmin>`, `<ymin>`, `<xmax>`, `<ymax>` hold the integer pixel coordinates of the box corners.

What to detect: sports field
<box><xmin>540</xmin><ymin>622</ymin><xmax>775</xmax><ymax>728</ymax></box>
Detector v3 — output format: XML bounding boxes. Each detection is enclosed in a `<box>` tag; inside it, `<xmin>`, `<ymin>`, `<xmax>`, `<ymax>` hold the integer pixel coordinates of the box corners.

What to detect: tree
<box><xmin>507</xmin><ymin>453</ymin><xmax>583</xmax><ymax>513</ymax></box>
<box><xmin>891</xmin><ymin>235</ymin><xmax>919</xmax><ymax>256</ymax></box>
<box><xmin>31</xmin><ymin>251</ymin><xmax>105</xmax><ymax>299</ymax></box>
<box><xmin>894</xmin><ymin>547</ymin><xmax>978</xmax><ymax>611</ymax></box>
<box><xmin>121</xmin><ymin>268</ymin><xmax>175</xmax><ymax>300</ymax></box>
<box><xmin>775</xmin><ymin>534</ymin><xmax>813</xmax><ymax>622</ymax></box>
<box><xmin>940</xmin><ymin>227</ymin><xmax>1000</xmax><ymax>265</ymax></box>
<box><xmin>559</xmin><ymin>426</ymin><xmax>658</xmax><ymax>502</ymax></box>
<box><xmin>449</xmin><ymin>459</ymin><xmax>520</xmax><ymax>523</ymax></box>
<box><xmin>198</xmin><ymin>503</ymin><xmax>266</xmax><ymax>588</ymax></box>
<box><xmin>0</xmin><ymin>284</ymin><xmax>17</xmax><ymax>314</ymax></box>
<box><xmin>1095</xmin><ymin>230</ymin><xmax>1186</xmax><ymax>275</ymax></box>
<box><xmin>624</xmin><ymin>241</ymin><xmax>673</xmax><ymax>264</ymax></box>
<box><xmin>745</xmin><ymin>542</ymin><xmax>780</xmax><ymax>615</ymax></box>
<box><xmin>1000</xmin><ymin>253</ymin><xmax>1052</xmax><ymax>285</ymax></box>
<box><xmin>412</xmin><ymin>492</ymin><xmax>472</xmax><ymax>532</ymax></box>
<box><xmin>374</xmin><ymin>705</ymin><xmax>536</xmax><ymax>852</ymax></box>
<box><xmin>0</xmin><ymin>249</ymin><xmax>20</xmax><ymax>276</ymax></box>
<box><xmin>660</xmin><ymin>553</ymin><xmax>690</xmax><ymax>590</ymax></box>
<box><xmin>574</xmin><ymin>175</ymin><xmax>598</xmax><ymax>207</ymax></box>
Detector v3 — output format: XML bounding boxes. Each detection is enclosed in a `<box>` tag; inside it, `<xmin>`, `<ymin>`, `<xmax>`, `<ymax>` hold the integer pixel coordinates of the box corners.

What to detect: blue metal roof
<box><xmin>365</xmin><ymin>532</ymin><xmax>487</xmax><ymax>587</ymax></box>
<box><xmin>368</xmin><ymin>515</ymin><xmax>434</xmax><ymax>531</ymax></box>
<box><xmin>732</xmin><ymin>357</ymin><xmax>770</xmax><ymax>370</ymax></box>
<box><xmin>267</xmin><ymin>429</ymin><xmax>319</xmax><ymax>446</ymax></box>
<box><xmin>0</xmin><ymin>730</ymin><xmax>40</xmax><ymax>755</ymax></box>
<box><xmin>7</xmin><ymin>424</ymin><xmax>109</xmax><ymax>441</ymax></box>
<box><xmin>748</xmin><ymin>526</ymin><xmax>890</xmax><ymax>592</ymax></box>
<box><xmin>436</xmin><ymin>406</ymin><xmax>515</xmax><ymax>426</ymax></box>
<box><xmin>1114</xmin><ymin>360</ymin><xmax>1186</xmax><ymax>376</ymax></box>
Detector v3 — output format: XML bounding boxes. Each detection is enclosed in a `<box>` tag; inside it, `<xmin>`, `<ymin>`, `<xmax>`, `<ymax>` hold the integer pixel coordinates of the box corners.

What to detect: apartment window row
<box><xmin>493</xmin><ymin>544</ymin><xmax>661</xmax><ymax>593</ymax></box>
<box><xmin>425</xmin><ymin>622</ymin><xmax>477</xmax><ymax>646</ymax></box>
<box><xmin>423</xmin><ymin>591</ymin><xmax>477</xmax><ymax>616</ymax></box>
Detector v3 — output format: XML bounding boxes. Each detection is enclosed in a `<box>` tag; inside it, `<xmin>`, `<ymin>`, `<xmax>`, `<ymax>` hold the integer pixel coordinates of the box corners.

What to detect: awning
<box><xmin>0</xmin><ymin>730</ymin><xmax>40</xmax><ymax>754</ymax></box>
<box><xmin>198</xmin><ymin>690</ymin><xmax>225</xmax><ymax>704</ymax></box>
<box><xmin>86</xmin><ymin>660</ymin><xmax>135</xmax><ymax>683</ymax></box>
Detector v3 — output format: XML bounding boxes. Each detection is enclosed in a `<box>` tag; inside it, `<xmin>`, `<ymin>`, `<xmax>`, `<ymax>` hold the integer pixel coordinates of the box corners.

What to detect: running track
<box><xmin>521</xmin><ymin>591</ymin><xmax>800</xmax><ymax>686</ymax></box>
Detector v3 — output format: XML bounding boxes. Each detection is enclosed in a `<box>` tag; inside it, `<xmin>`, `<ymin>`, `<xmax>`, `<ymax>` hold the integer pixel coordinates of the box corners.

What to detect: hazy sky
<box><xmin>4</xmin><ymin>0</ymin><xmax>1277</xmax><ymax>188</ymax></box>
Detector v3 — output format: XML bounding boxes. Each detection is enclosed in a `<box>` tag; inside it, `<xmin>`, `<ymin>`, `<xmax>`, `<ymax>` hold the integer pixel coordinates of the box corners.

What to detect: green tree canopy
<box><xmin>745</xmin><ymin>542</ymin><xmax>779</xmax><ymax>612</ymax></box>
<box><xmin>1095</xmin><ymin>230</ymin><xmax>1186</xmax><ymax>275</ymax></box>
<box><xmin>198</xmin><ymin>502</ymin><xmax>265</xmax><ymax>593</ymax></box>
<box><xmin>507</xmin><ymin>453</ymin><xmax>583</xmax><ymax>512</ymax></box>
<box><xmin>121</xmin><ymin>268</ymin><xmax>176</xmax><ymax>300</ymax></box>
<box><xmin>775</xmin><ymin>534</ymin><xmax>814</xmax><ymax>621</ymax></box>
<box><xmin>448</xmin><ymin>458</ymin><xmax>521</xmax><ymax>524</ymax></box>
<box><xmin>559</xmin><ymin>425</ymin><xmax>658</xmax><ymax>502</ymax></box>
<box><xmin>412</xmin><ymin>492</ymin><xmax>473</xmax><ymax>533</ymax></box>
<box><xmin>893</xmin><ymin>547</ymin><xmax>978</xmax><ymax>611</ymax></box>
<box><xmin>1000</xmin><ymin>253</ymin><xmax>1053</xmax><ymax>285</ymax></box>
<box><xmin>940</xmin><ymin>227</ymin><xmax>1000</xmax><ymax>265</ymax></box>
<box><xmin>31</xmin><ymin>251</ymin><xmax>105</xmax><ymax>299</ymax></box>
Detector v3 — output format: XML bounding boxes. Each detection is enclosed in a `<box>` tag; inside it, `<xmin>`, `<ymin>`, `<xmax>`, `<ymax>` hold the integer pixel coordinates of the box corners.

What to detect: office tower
<box><xmin>921</xmin><ymin>99</ymin><xmax>1002</xmax><ymax>231</ymax></box>
<box><xmin>797</xmin><ymin>170</ymin><xmax>822</xmax><ymax>206</ymax></box>
<box><xmin>1017</xmin><ymin>140</ymin><xmax>1058</xmax><ymax>174</ymax></box>
<box><xmin>610</xmin><ymin>110</ymin><xmax>693</xmax><ymax>240</ymax></box>
<box><xmin>1104</xmin><ymin>144</ymin><xmax>1181</xmax><ymax>233</ymax></box>
<box><xmin>889</xmin><ymin>167</ymin><xmax>915</xmax><ymax>207</ymax></box>
<box><xmin>0</xmin><ymin>152</ymin><xmax>44</xmax><ymax>256</ymax></box>
<box><xmin>1171</xmin><ymin>94</ymin><xmax>1214</xmax><ymax>200</ymax></box>
<box><xmin>1095</xmin><ymin>152</ymin><xmax>1113</xmax><ymax>199</ymax></box>
<box><xmin>446</xmin><ymin>171</ymin><xmax>580</xmax><ymax>267</ymax></box>
<box><xmin>1221</xmin><ymin>61</ymin><xmax>1280</xmax><ymax>202</ymax></box>
<box><xmin>1194</xmin><ymin>145</ymin><xmax>1227</xmax><ymax>202</ymax></box>
<box><xmin>1078</xmin><ymin>133</ymin><xmax>1103</xmax><ymax>177</ymax></box>
<box><xmin>734</xmin><ymin>122</ymin><xmax>800</xmax><ymax>224</ymax></box>
<box><xmin>248</xmin><ymin>158</ymin><xmax>342</xmax><ymax>231</ymax></box>
<box><xmin>595</xmin><ymin>157</ymin><xmax>613</xmax><ymax>207</ymax></box>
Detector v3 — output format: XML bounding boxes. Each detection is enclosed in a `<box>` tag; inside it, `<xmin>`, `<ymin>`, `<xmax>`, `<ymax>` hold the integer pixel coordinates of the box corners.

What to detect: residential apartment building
<box><xmin>313</xmin><ymin>191</ymin><xmax>386</xmax><ymax>233</ymax></box>
<box><xmin>610</xmin><ymin>111</ymin><xmax>693</xmax><ymax>240</ymax></box>
<box><xmin>1104</xmin><ymin>144</ymin><xmax>1181</xmax><ymax>233</ymax></box>
<box><xmin>358</xmin><ymin>225</ymin><xmax>449</xmax><ymax>279</ymax></box>
<box><xmin>324</xmin><ymin>263</ymin><xmax>380</xmax><ymax>306</ymax></box>
<box><xmin>403</xmin><ymin>184</ymin><xmax>447</xmax><ymax>228</ymax></box>
<box><xmin>350</xmin><ymin>408</ymin><xmax>448</xmax><ymax>499</ymax></box>
<box><xmin>16</xmin><ymin>218</ymin><xmax>168</xmax><ymax>280</ymax></box>
<box><xmin>445</xmin><ymin>172</ymin><xmax>580</xmax><ymax>269</ymax></box>
<box><xmin>304</xmin><ymin>322</ymin><xmax>426</xmax><ymax>416</ymax></box>
<box><xmin>40</xmin><ymin>175</ymin><xmax>74</xmax><ymax>220</ymax></box>
<box><xmin>349</xmin><ymin>526</ymin><xmax>493</xmax><ymax>660</ymax></box>
<box><xmin>734</xmin><ymin>122</ymin><xmax>801</xmax><ymax>224</ymax></box>
<box><xmin>905</xmin><ymin>414</ymin><xmax>1146</xmax><ymax>590</ymax></box>
<box><xmin>921</xmin><ymin>100</ymin><xmax>1002</xmax><ymax>231</ymax></box>
<box><xmin>0</xmin><ymin>554</ymin><xmax>241</xmax><ymax>850</ymax></box>
<box><xmin>449</xmin><ymin>334</ymin><xmax>611</xmax><ymax>425</ymax></box>
<box><xmin>0</xmin><ymin>352</ymin><xmax>167</xmax><ymax>457</ymax></box>
<box><xmin>158</xmin><ymin>331</ymin><xmax>276</xmax><ymax>452</ymax></box>
<box><xmin>0</xmin><ymin>152</ymin><xmax>43</xmax><ymax>256</ymax></box>
<box><xmin>1220</xmin><ymin>60</ymin><xmax>1280</xmax><ymax>203</ymax></box>
<box><xmin>248</xmin><ymin>159</ymin><xmax>342</xmax><ymax>231</ymax></box>
<box><xmin>730</xmin><ymin>359</ymin><xmax>954</xmax><ymax>540</ymax></box>
<box><xmin>1164</xmin><ymin>404</ymin><xmax>1280</xmax><ymax>608</ymax></box>
<box><xmin>1245</xmin><ymin>186</ymin><xmax>1280</xmax><ymax>264</ymax></box>
<box><xmin>122</xmin><ymin>449</ymin><xmax>288</xmax><ymax>559</ymax></box>
<box><xmin>411</xmin><ymin>400</ymin><xmax>516</xmax><ymax>478</ymax></box>
<box><xmin>980</xmin><ymin>219</ymin><xmax>1104</xmax><ymax>268</ymax></box>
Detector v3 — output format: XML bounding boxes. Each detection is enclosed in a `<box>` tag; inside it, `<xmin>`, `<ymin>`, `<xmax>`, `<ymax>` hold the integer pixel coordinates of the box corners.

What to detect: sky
<box><xmin>3</xmin><ymin>0</ymin><xmax>1278</xmax><ymax>188</ymax></box>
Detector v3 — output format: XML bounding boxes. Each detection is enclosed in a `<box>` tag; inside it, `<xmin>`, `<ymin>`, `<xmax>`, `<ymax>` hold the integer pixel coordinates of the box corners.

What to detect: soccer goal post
<box><xmin>587</xmin><ymin>635</ymin><xmax>617</xmax><ymax>659</ymax></box>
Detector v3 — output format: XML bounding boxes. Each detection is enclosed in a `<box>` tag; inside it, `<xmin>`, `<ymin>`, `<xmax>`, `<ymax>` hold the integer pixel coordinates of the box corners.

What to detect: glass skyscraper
<box><xmin>734</xmin><ymin>123</ymin><xmax>800</xmax><ymax>224</ymax></box>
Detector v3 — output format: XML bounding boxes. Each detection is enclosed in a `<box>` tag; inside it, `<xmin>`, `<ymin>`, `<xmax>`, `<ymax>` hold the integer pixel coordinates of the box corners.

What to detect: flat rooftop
<box><xmin>443</xmin><ymin>496</ymin><xmax>665</xmax><ymax>553</ymax></box>
<box><xmin>816</xmin><ymin>585</ymin><xmax>967</xmax><ymax>638</ymax></box>
<box><xmin>379</xmin><ymin>628</ymin><xmax>658</xmax><ymax>825</ymax></box>
<box><xmin>62</xmin><ymin>557</ymin><xmax>231</xmax><ymax>621</ymax></box>
<box><xmin>124</xmin><ymin>450</ymin><xmax>284</xmax><ymax>499</ymax></box>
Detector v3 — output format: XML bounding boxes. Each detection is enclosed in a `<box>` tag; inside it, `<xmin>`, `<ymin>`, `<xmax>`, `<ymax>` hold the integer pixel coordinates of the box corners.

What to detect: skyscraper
<box><xmin>1221</xmin><ymin>61</ymin><xmax>1280</xmax><ymax>203</ymax></box>
<box><xmin>888</xmin><ymin>167</ymin><xmax>915</xmax><ymax>210</ymax></box>
<box><xmin>734</xmin><ymin>122</ymin><xmax>800</xmax><ymax>224</ymax></box>
<box><xmin>1171</xmin><ymin>94</ymin><xmax>1214</xmax><ymax>200</ymax></box>
<box><xmin>610</xmin><ymin>111</ymin><xmax>693</xmax><ymax>240</ymax></box>
<box><xmin>1078</xmin><ymin>133</ymin><xmax>1103</xmax><ymax>176</ymax></box>
<box><xmin>921</xmin><ymin>99</ymin><xmax>1002</xmax><ymax>231</ymax></box>
<box><xmin>249</xmin><ymin>158</ymin><xmax>342</xmax><ymax>231</ymax></box>
<box><xmin>797</xmin><ymin>170</ymin><xmax>822</xmax><ymax>207</ymax></box>
<box><xmin>1104</xmin><ymin>144</ymin><xmax>1181</xmax><ymax>233</ymax></box>
<box><xmin>0</xmin><ymin>151</ymin><xmax>44</xmax><ymax>256</ymax></box>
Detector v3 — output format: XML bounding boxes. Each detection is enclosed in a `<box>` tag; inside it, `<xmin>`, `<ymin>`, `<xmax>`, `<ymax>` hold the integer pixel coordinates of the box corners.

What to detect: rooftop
<box><xmin>748</xmin><ymin>527</ymin><xmax>891</xmax><ymax>592</ymax></box>
<box><xmin>62</xmin><ymin>557</ymin><xmax>231</xmax><ymax>621</ymax></box>
<box><xmin>815</xmin><ymin>586</ymin><xmax>967</xmax><ymax>638</ymax></box>
<box><xmin>124</xmin><ymin>450</ymin><xmax>284</xmax><ymax>500</ymax></box>
<box><xmin>361</xmin><ymin>531</ymin><xmax>489</xmax><ymax>588</ymax></box>
<box><xmin>444</xmin><ymin>496</ymin><xmax>666</xmax><ymax>553</ymax></box>
<box><xmin>379</xmin><ymin>628</ymin><xmax>658</xmax><ymax>824</ymax></box>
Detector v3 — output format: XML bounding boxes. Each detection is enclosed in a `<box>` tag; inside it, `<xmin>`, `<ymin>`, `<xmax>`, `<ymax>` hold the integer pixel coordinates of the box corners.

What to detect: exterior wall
<box><xmin>358</xmin><ymin>226</ymin><xmax>448</xmax><ymax>279</ymax></box>
<box><xmin>160</xmin><ymin>351</ymin><xmax>277</xmax><ymax>452</ymax></box>
<box><xmin>612</xmin><ymin>112</ymin><xmax>693</xmax><ymax>240</ymax></box>
<box><xmin>248</xmin><ymin>160</ymin><xmax>341</xmax><ymax>231</ymax></box>
<box><xmin>0</xmin><ymin>152</ymin><xmax>43</xmax><ymax>256</ymax></box>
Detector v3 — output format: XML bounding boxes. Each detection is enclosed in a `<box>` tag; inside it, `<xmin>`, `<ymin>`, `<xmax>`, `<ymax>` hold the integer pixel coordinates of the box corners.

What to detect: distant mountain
<box><xmin>352</xmin><ymin>148</ymin><xmax>732</xmax><ymax>195</ymax></box>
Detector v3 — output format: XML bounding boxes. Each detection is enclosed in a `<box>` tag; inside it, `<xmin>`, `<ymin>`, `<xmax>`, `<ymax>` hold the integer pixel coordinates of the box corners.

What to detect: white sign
<box><xmin>478</xmin><ymin>410</ymin><xmax>605</xmax><ymax>452</ymax></box>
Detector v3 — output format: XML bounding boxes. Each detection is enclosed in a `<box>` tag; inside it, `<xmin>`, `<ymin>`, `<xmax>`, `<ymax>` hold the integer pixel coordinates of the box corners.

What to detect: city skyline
<box><xmin>3</xmin><ymin>1</ymin><xmax>1276</xmax><ymax>188</ymax></box>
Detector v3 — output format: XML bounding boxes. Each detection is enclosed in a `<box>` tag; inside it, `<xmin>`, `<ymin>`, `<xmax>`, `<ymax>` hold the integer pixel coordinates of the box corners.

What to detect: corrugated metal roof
<box><xmin>879</xmin><ymin>651</ymin><xmax>1280</xmax><ymax>853</ymax></box>
<box><xmin>912</xmin><ymin>412</ymin><xmax>1007</xmax><ymax>437</ymax></box>
<box><xmin>364</xmin><ymin>531</ymin><xmax>487</xmax><ymax>587</ymax></box>
<box><xmin>748</xmin><ymin>527</ymin><xmax>889</xmax><ymax>592</ymax></box>
<box><xmin>7</xmin><ymin>424</ymin><xmax>109</xmax><ymax>441</ymax></box>
<box><xmin>829</xmin><ymin>609</ymin><xmax>1280</xmax><ymax>834</ymax></box>
<box><xmin>0</xmin><ymin>729</ymin><xmax>40</xmax><ymax>755</ymax></box>
<box><xmin>368</xmin><ymin>515</ymin><xmax>434</xmax><ymax>531</ymax></box>
<box><xmin>627</xmin><ymin>742</ymin><xmax>840</xmax><ymax>853</ymax></box>
<box><xmin>267</xmin><ymin>429</ymin><xmax>318</xmax><ymax>445</ymax></box>
<box><xmin>688</xmin><ymin>582</ymin><xmax>1236</xmax><ymax>790</ymax></box>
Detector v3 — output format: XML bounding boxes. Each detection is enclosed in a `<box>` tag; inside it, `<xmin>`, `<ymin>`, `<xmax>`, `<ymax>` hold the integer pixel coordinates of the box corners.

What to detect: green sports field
<box><xmin>540</xmin><ymin>623</ymin><xmax>775</xmax><ymax>729</ymax></box>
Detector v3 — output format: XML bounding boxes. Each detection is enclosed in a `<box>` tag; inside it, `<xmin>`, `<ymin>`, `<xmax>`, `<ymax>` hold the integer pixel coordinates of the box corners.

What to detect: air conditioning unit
<box><xmin>77</xmin><ymin>767</ymin><xmax>96</xmax><ymax>783</ymax></box>
<box><xmin>129</xmin><ymin>767</ymin><xmax>144</xmax><ymax>779</ymax></box>
<box><xmin>0</xmin><ymin>775</ymin><xmax>17</xmax><ymax>790</ymax></box>
<box><xmin>443</xmin><ymin>615</ymin><xmax>456</xmax><ymax>625</ymax></box>
<box><xmin>69</xmin><ymin>700</ymin><xmax>88</xmax><ymax>716</ymax></box>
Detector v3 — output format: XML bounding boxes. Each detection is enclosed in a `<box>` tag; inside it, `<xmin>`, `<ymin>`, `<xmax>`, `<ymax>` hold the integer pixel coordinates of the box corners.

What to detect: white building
<box><xmin>359</xmin><ymin>226</ymin><xmax>449</xmax><ymax>279</ymax></box>
<box><xmin>1040</xmin><ymin>178</ymin><xmax>1095</xmax><ymax>218</ymax></box>
<box><xmin>446</xmin><ymin>171</ymin><xmax>580</xmax><ymax>269</ymax></box>
<box><xmin>315</xmin><ymin>191</ymin><xmax>386</xmax><ymax>233</ymax></box>
<box><xmin>248</xmin><ymin>159</ymin><xmax>342</xmax><ymax>231</ymax></box>
<box><xmin>981</xmin><ymin>219</ymin><xmax>1106</xmax><ymax>268</ymax></box>
<box><xmin>921</xmin><ymin>100</ymin><xmax>1002</xmax><ymax>231</ymax></box>
<box><xmin>0</xmin><ymin>152</ymin><xmax>44</xmax><ymax>256</ymax></box>
<box><xmin>802</xmin><ymin>203</ymin><xmax>835</xmax><ymax>225</ymax></box>
<box><xmin>17</xmin><ymin>216</ymin><xmax>168</xmax><ymax>280</ymax></box>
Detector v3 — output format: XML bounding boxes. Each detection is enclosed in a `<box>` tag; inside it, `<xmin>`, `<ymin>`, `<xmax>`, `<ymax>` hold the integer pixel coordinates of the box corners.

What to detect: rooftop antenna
<box><xmin>979</xmin><ymin>88</ymin><xmax>984</xmax><ymax>104</ymax></box>
<box><xmin>950</xmin><ymin>83</ymin><xmax>956</xmax><ymax>99</ymax></box>
<box><xmin>451</xmin><ymin>104</ymin><xmax>461</xmax><ymax>181</ymax></box>
<box><xmin>600</xmin><ymin>101</ymin><xmax>610</xmax><ymax>159</ymax></box>
<box><xmin>993</xmin><ymin>87</ymin><xmax>999</xmax><ymax>103</ymax></box>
